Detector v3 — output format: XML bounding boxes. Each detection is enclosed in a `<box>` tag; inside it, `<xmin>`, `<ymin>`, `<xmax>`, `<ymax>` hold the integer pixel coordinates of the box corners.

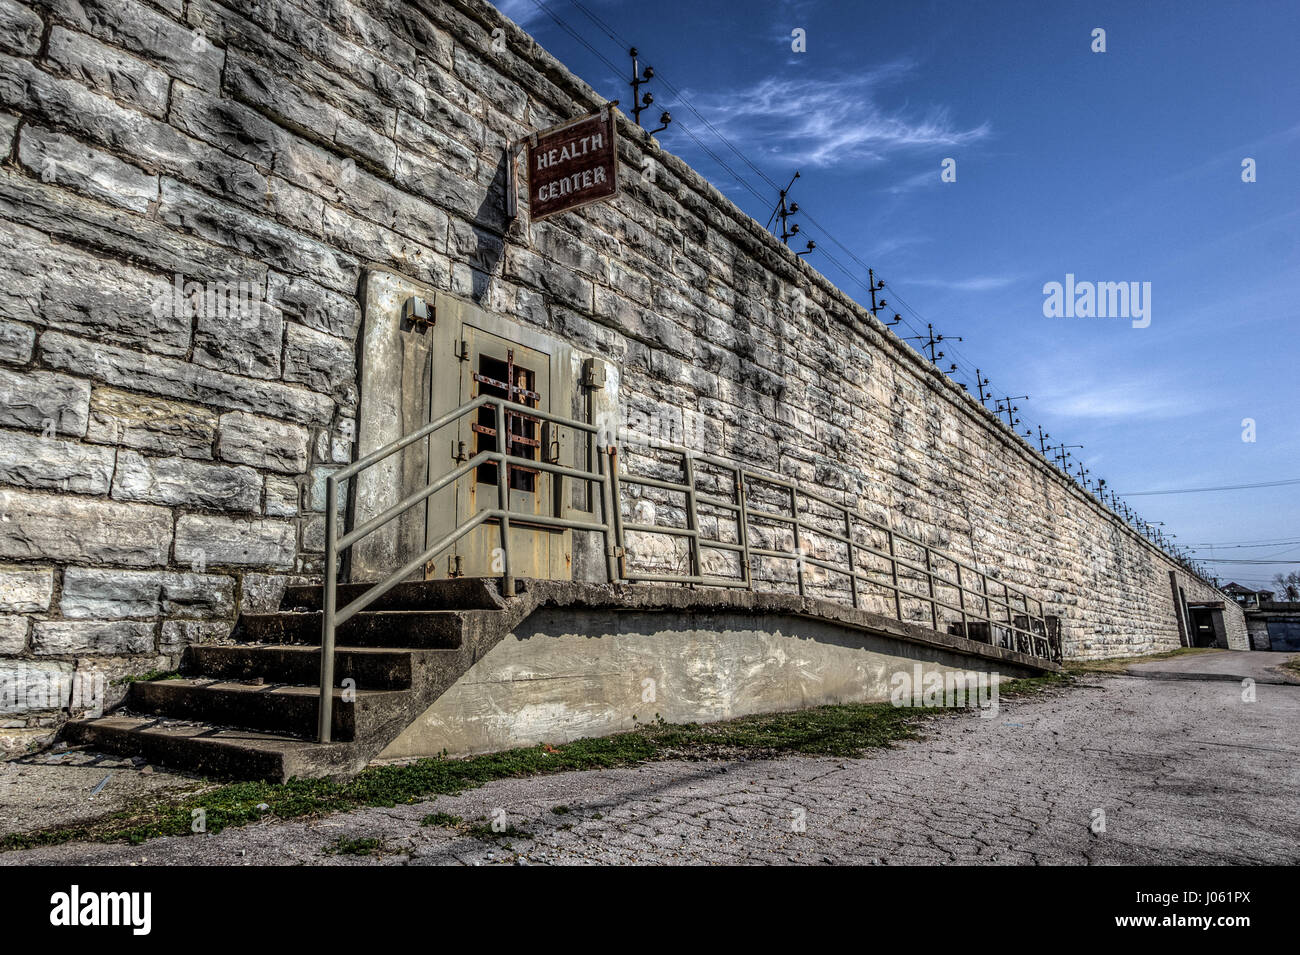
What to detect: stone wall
<box><xmin>0</xmin><ymin>0</ymin><xmax>1243</xmax><ymax>749</ymax></box>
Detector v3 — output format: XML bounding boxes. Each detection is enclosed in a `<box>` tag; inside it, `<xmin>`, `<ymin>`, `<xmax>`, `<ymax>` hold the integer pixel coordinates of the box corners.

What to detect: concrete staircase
<box><xmin>64</xmin><ymin>578</ymin><xmax>514</xmax><ymax>783</ymax></box>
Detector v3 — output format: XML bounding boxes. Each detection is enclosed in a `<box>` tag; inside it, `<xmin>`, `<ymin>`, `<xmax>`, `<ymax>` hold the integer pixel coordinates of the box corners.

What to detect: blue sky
<box><xmin>501</xmin><ymin>0</ymin><xmax>1300</xmax><ymax>590</ymax></box>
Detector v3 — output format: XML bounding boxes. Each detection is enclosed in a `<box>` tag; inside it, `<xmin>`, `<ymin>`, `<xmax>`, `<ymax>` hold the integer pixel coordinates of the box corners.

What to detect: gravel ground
<box><xmin>3</xmin><ymin>670</ymin><xmax>1296</xmax><ymax>866</ymax></box>
<box><xmin>0</xmin><ymin>749</ymin><xmax>205</xmax><ymax>838</ymax></box>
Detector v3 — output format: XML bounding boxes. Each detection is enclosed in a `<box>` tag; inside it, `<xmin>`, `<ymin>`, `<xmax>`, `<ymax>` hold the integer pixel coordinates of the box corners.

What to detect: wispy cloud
<box><xmin>1035</xmin><ymin>377</ymin><xmax>1200</xmax><ymax>422</ymax></box>
<box><xmin>678</xmin><ymin>62</ymin><xmax>990</xmax><ymax>169</ymax></box>
<box><xmin>883</xmin><ymin>167</ymin><xmax>940</xmax><ymax>195</ymax></box>
<box><xmin>494</xmin><ymin>0</ymin><xmax>548</xmax><ymax>29</ymax></box>
<box><xmin>908</xmin><ymin>274</ymin><xmax>1023</xmax><ymax>293</ymax></box>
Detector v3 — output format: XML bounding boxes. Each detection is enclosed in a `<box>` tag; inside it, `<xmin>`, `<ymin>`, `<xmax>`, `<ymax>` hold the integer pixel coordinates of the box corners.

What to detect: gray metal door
<box><xmin>443</xmin><ymin>325</ymin><xmax>569</xmax><ymax>581</ymax></box>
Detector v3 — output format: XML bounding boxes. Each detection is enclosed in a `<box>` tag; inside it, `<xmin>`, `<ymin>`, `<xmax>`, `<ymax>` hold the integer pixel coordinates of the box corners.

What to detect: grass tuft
<box><xmin>326</xmin><ymin>836</ymin><xmax>385</xmax><ymax>856</ymax></box>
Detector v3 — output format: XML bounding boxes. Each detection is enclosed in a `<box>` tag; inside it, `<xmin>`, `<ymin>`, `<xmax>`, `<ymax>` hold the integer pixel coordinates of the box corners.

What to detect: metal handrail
<box><xmin>614</xmin><ymin>439</ymin><xmax>1056</xmax><ymax>660</ymax></box>
<box><xmin>318</xmin><ymin>399</ymin><xmax>1061</xmax><ymax>741</ymax></box>
<box><xmin>319</xmin><ymin>396</ymin><xmax>618</xmax><ymax>741</ymax></box>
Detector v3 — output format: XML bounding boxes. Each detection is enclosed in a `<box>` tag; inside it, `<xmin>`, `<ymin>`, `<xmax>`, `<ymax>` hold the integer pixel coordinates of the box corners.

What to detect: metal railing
<box><xmin>612</xmin><ymin>442</ymin><xmax>1056</xmax><ymax>663</ymax></box>
<box><xmin>318</xmin><ymin>396</ymin><xmax>619</xmax><ymax>741</ymax></box>
<box><xmin>319</xmin><ymin>397</ymin><xmax>1059</xmax><ymax>742</ymax></box>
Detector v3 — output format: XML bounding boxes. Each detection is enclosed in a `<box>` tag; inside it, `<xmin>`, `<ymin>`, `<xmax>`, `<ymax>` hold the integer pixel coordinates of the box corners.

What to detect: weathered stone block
<box><xmin>0</xmin><ymin>366</ymin><xmax>90</xmax><ymax>436</ymax></box>
<box><xmin>0</xmin><ymin>489</ymin><xmax>172</xmax><ymax>565</ymax></box>
<box><xmin>240</xmin><ymin>573</ymin><xmax>288</xmax><ymax>613</ymax></box>
<box><xmin>44</xmin><ymin>25</ymin><xmax>170</xmax><ymax>117</ymax></box>
<box><xmin>85</xmin><ymin>387</ymin><xmax>218</xmax><ymax>459</ymax></box>
<box><xmin>0</xmin><ymin>0</ymin><xmax>42</xmax><ymax>55</ymax></box>
<box><xmin>17</xmin><ymin>124</ymin><xmax>158</xmax><ymax>213</ymax></box>
<box><xmin>266</xmin><ymin>271</ymin><xmax>360</xmax><ymax>339</ymax></box>
<box><xmin>264</xmin><ymin>474</ymin><xmax>300</xmax><ymax>517</ymax></box>
<box><xmin>0</xmin><ymin>219</ymin><xmax>191</xmax><ymax>356</ymax></box>
<box><xmin>32</xmin><ymin>620</ymin><xmax>155</xmax><ymax>655</ymax></box>
<box><xmin>112</xmin><ymin>450</ymin><xmax>261</xmax><ymax>512</ymax></box>
<box><xmin>0</xmin><ymin>110</ymin><xmax>15</xmax><ymax>154</ymax></box>
<box><xmin>0</xmin><ymin>614</ymin><xmax>28</xmax><ymax>653</ymax></box>
<box><xmin>34</xmin><ymin>0</ymin><xmax>223</xmax><ymax>88</ymax></box>
<box><xmin>160</xmin><ymin>572</ymin><xmax>235</xmax><ymax>618</ymax></box>
<box><xmin>156</xmin><ymin>177</ymin><xmax>357</xmax><ymax>294</ymax></box>
<box><xmin>283</xmin><ymin>323</ymin><xmax>355</xmax><ymax>400</ymax></box>
<box><xmin>192</xmin><ymin>298</ymin><xmax>284</xmax><ymax>381</ymax></box>
<box><xmin>174</xmin><ymin>514</ymin><xmax>296</xmax><ymax>569</ymax></box>
<box><xmin>60</xmin><ymin>567</ymin><xmax>161</xmax><ymax>619</ymax></box>
<box><xmin>160</xmin><ymin>619</ymin><xmax>230</xmax><ymax>651</ymax></box>
<box><xmin>0</xmin><ymin>567</ymin><xmax>54</xmax><ymax>612</ymax></box>
<box><xmin>0</xmin><ymin>429</ymin><xmax>116</xmax><ymax>494</ymax></box>
<box><xmin>301</xmin><ymin>513</ymin><xmax>325</xmax><ymax>552</ymax></box>
<box><xmin>217</xmin><ymin>411</ymin><xmax>310</xmax><ymax>473</ymax></box>
<box><xmin>0</xmin><ymin>318</ymin><xmax>34</xmax><ymax>364</ymax></box>
<box><xmin>0</xmin><ymin>661</ymin><xmax>75</xmax><ymax>713</ymax></box>
<box><xmin>38</xmin><ymin>332</ymin><xmax>335</xmax><ymax>426</ymax></box>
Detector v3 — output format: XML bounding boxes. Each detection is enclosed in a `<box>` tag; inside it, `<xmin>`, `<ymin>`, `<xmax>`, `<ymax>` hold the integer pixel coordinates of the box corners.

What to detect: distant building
<box><xmin>1222</xmin><ymin>583</ymin><xmax>1274</xmax><ymax>609</ymax></box>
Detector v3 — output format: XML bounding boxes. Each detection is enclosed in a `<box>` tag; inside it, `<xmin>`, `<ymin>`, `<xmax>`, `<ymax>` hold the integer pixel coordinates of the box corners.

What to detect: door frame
<box><xmin>353</xmin><ymin>268</ymin><xmax>618</xmax><ymax>586</ymax></box>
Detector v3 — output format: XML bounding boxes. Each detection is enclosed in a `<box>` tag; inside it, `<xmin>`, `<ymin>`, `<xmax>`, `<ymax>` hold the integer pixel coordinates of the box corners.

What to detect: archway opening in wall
<box><xmin>1186</xmin><ymin>605</ymin><xmax>1229</xmax><ymax>648</ymax></box>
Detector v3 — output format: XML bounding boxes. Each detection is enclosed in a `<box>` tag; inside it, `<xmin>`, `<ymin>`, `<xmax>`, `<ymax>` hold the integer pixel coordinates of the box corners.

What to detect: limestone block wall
<box><xmin>0</xmin><ymin>0</ymin><xmax>1243</xmax><ymax>748</ymax></box>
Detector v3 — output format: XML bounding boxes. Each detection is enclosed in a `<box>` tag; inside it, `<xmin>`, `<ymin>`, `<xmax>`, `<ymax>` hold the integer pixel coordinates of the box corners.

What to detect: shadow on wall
<box><xmin>470</xmin><ymin>153</ymin><xmax>511</xmax><ymax>302</ymax></box>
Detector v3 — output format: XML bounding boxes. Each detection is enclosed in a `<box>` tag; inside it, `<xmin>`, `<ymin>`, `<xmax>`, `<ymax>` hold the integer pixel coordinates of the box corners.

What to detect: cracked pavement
<box><xmin>4</xmin><ymin>672</ymin><xmax>1297</xmax><ymax>865</ymax></box>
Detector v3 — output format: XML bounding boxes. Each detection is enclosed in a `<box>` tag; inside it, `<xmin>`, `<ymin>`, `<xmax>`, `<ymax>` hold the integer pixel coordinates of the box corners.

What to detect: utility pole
<box><xmin>868</xmin><ymin>268</ymin><xmax>887</xmax><ymax>317</ymax></box>
<box><xmin>974</xmin><ymin>369</ymin><xmax>991</xmax><ymax>407</ymax></box>
<box><xmin>766</xmin><ymin>171</ymin><xmax>803</xmax><ymax>245</ymax></box>
<box><xmin>903</xmin><ymin>323</ymin><xmax>963</xmax><ymax>365</ymax></box>
<box><xmin>994</xmin><ymin>394</ymin><xmax>1028</xmax><ymax>429</ymax></box>
<box><xmin>1032</xmin><ymin>424</ymin><xmax>1050</xmax><ymax>454</ymax></box>
<box><xmin>628</xmin><ymin>48</ymin><xmax>656</xmax><ymax>127</ymax></box>
<box><xmin>1051</xmin><ymin>443</ymin><xmax>1082</xmax><ymax>472</ymax></box>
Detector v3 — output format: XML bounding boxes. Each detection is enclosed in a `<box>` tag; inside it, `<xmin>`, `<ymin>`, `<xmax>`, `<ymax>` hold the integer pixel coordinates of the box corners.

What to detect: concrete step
<box><xmin>63</xmin><ymin>577</ymin><xmax>517</xmax><ymax>783</ymax></box>
<box><xmin>185</xmin><ymin>644</ymin><xmax>425</xmax><ymax>690</ymax></box>
<box><xmin>63</xmin><ymin>715</ymin><xmax>357</xmax><ymax>783</ymax></box>
<box><xmin>280</xmin><ymin>577</ymin><xmax>507</xmax><ymax>613</ymax></box>
<box><xmin>232</xmin><ymin>611</ymin><xmax>464</xmax><ymax>648</ymax></box>
<box><xmin>128</xmin><ymin>678</ymin><xmax>404</xmax><ymax>742</ymax></box>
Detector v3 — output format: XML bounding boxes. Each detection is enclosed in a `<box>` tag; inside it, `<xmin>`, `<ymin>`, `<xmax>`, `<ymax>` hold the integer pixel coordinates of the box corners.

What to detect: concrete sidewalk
<box><xmin>1126</xmin><ymin>649</ymin><xmax>1300</xmax><ymax>685</ymax></box>
<box><xmin>4</xmin><ymin>672</ymin><xmax>1296</xmax><ymax>865</ymax></box>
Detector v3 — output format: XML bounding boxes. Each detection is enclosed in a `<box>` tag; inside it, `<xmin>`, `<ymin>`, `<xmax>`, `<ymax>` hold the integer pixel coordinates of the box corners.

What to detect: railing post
<box><xmin>495</xmin><ymin>400</ymin><xmax>514</xmax><ymax>597</ymax></box>
<box><xmin>844</xmin><ymin>508</ymin><xmax>858</xmax><ymax>610</ymax></box>
<box><xmin>981</xmin><ymin>572</ymin><xmax>995</xmax><ymax>644</ymax></box>
<box><xmin>887</xmin><ymin>529</ymin><xmax>902</xmax><ymax>621</ymax></box>
<box><xmin>1002</xmin><ymin>581</ymin><xmax>1013</xmax><ymax>649</ymax></box>
<box><xmin>597</xmin><ymin>445</ymin><xmax>619</xmax><ymax>584</ymax></box>
<box><xmin>791</xmin><ymin>486</ymin><xmax>804</xmax><ymax>597</ymax></box>
<box><xmin>735</xmin><ymin>468</ymin><xmax>752</xmax><ymax>589</ymax></box>
<box><xmin>955</xmin><ymin>562</ymin><xmax>967</xmax><ymax>639</ymax></box>
<box><xmin>608</xmin><ymin>445</ymin><xmax>626</xmax><ymax>579</ymax></box>
<box><xmin>682</xmin><ymin>451</ymin><xmax>701</xmax><ymax>583</ymax></box>
<box><xmin>318</xmin><ymin>474</ymin><xmax>338</xmax><ymax>743</ymax></box>
<box><xmin>924</xmin><ymin>547</ymin><xmax>938</xmax><ymax>630</ymax></box>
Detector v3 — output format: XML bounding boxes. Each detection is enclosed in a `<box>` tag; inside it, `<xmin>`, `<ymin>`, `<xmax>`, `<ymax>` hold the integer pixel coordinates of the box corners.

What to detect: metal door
<box><xmin>436</xmin><ymin>324</ymin><xmax>570</xmax><ymax>580</ymax></box>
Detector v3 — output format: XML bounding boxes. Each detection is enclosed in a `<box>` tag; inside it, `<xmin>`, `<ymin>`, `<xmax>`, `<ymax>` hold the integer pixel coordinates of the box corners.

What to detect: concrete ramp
<box><xmin>65</xmin><ymin>579</ymin><xmax>1059</xmax><ymax>782</ymax></box>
